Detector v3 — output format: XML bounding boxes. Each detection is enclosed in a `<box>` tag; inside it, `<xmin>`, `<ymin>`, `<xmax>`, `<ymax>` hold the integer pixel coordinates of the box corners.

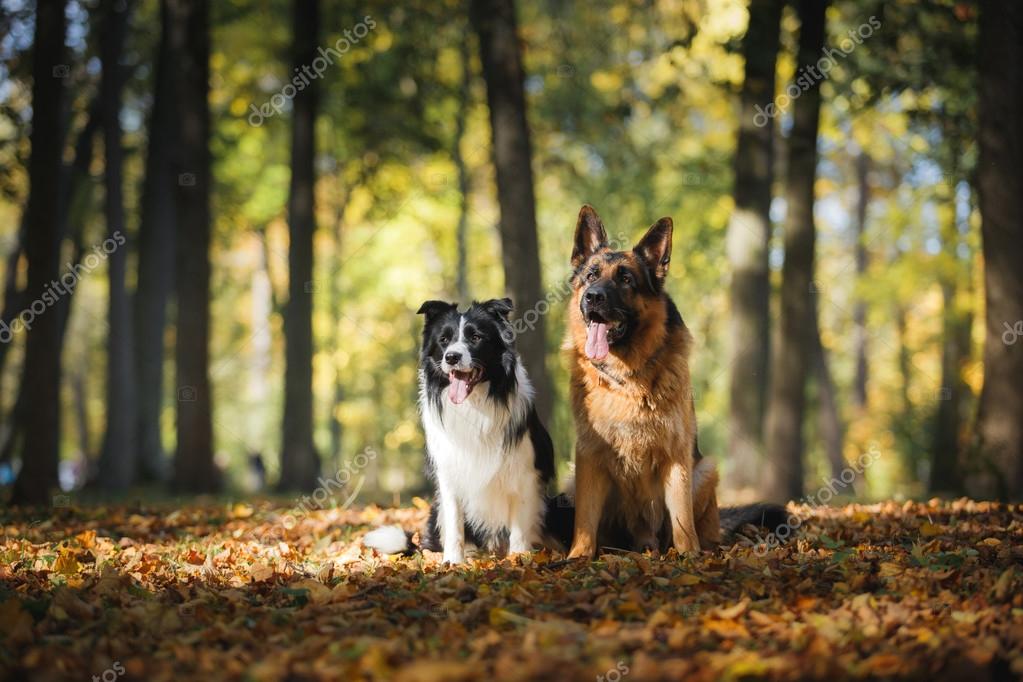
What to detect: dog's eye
<box><xmin>620</xmin><ymin>271</ymin><xmax>633</xmax><ymax>285</ymax></box>
<box><xmin>439</xmin><ymin>336</ymin><xmax>449</xmax><ymax>345</ymax></box>
<box><xmin>471</xmin><ymin>333</ymin><xmax>482</xmax><ymax>343</ymax></box>
<box><xmin>586</xmin><ymin>270</ymin><xmax>599</xmax><ymax>283</ymax></box>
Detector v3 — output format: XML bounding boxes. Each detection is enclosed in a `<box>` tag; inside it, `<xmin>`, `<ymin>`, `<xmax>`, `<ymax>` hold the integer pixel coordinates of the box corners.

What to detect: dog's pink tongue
<box><xmin>449</xmin><ymin>374</ymin><xmax>470</xmax><ymax>404</ymax></box>
<box><xmin>585</xmin><ymin>322</ymin><xmax>610</xmax><ymax>360</ymax></box>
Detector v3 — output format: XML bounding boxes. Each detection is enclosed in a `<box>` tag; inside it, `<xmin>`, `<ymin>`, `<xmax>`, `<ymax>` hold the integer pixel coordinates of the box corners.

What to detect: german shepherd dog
<box><xmin>565</xmin><ymin>205</ymin><xmax>784</xmax><ymax>558</ymax></box>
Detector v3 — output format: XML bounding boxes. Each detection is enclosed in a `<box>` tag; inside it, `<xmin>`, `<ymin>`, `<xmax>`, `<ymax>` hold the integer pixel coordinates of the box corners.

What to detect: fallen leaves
<box><xmin>1</xmin><ymin>499</ymin><xmax>1022</xmax><ymax>681</ymax></box>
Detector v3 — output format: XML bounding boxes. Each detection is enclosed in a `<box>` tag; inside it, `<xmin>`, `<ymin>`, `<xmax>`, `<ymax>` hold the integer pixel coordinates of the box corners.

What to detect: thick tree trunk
<box><xmin>470</xmin><ymin>0</ymin><xmax>554</xmax><ymax>426</ymax></box>
<box><xmin>725</xmin><ymin>0</ymin><xmax>783</xmax><ymax>491</ymax></box>
<box><xmin>1</xmin><ymin>97</ymin><xmax>101</xmax><ymax>468</ymax></box>
<box><xmin>98</xmin><ymin>0</ymin><xmax>136</xmax><ymax>491</ymax></box>
<box><xmin>12</xmin><ymin>0</ymin><xmax>68</xmax><ymax>505</ymax></box>
<box><xmin>134</xmin><ymin>0</ymin><xmax>178</xmax><ymax>482</ymax></box>
<box><xmin>279</xmin><ymin>0</ymin><xmax>321</xmax><ymax>491</ymax></box>
<box><xmin>930</xmin><ymin>280</ymin><xmax>970</xmax><ymax>495</ymax></box>
<box><xmin>811</xmin><ymin>300</ymin><xmax>848</xmax><ymax>487</ymax></box>
<box><xmin>764</xmin><ymin>0</ymin><xmax>827</xmax><ymax>503</ymax></box>
<box><xmin>454</xmin><ymin>33</ymin><xmax>472</xmax><ymax>302</ymax></box>
<box><xmin>169</xmin><ymin>0</ymin><xmax>217</xmax><ymax>493</ymax></box>
<box><xmin>852</xmin><ymin>152</ymin><xmax>870</xmax><ymax>410</ymax></box>
<box><xmin>974</xmin><ymin>0</ymin><xmax>1023</xmax><ymax>498</ymax></box>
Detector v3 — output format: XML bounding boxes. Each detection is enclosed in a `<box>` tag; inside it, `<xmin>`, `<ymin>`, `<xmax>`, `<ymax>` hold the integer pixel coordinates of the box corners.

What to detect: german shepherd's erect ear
<box><xmin>572</xmin><ymin>205</ymin><xmax>609</xmax><ymax>268</ymax></box>
<box><xmin>633</xmin><ymin>217</ymin><xmax>673</xmax><ymax>288</ymax></box>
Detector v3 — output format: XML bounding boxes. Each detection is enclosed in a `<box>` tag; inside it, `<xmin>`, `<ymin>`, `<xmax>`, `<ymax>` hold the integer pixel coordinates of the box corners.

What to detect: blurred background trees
<box><xmin>0</xmin><ymin>0</ymin><xmax>1020</xmax><ymax>506</ymax></box>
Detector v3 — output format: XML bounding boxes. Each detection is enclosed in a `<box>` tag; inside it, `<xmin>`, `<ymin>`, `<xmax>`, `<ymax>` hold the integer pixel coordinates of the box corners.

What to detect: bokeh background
<box><xmin>1</xmin><ymin>0</ymin><xmax>1020</xmax><ymax>507</ymax></box>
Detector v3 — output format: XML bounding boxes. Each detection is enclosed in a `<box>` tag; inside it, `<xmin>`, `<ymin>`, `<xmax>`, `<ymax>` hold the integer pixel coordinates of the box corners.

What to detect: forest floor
<box><xmin>1</xmin><ymin>498</ymin><xmax>1021</xmax><ymax>681</ymax></box>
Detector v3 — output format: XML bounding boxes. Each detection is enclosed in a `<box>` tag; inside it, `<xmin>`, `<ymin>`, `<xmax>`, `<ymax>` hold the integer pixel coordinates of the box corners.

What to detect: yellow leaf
<box><xmin>74</xmin><ymin>530</ymin><xmax>96</xmax><ymax>549</ymax></box>
<box><xmin>879</xmin><ymin>562</ymin><xmax>903</xmax><ymax>578</ymax></box>
<box><xmin>713</xmin><ymin>598</ymin><xmax>750</xmax><ymax>620</ymax></box>
<box><xmin>489</xmin><ymin>607</ymin><xmax>529</xmax><ymax>627</ymax></box>
<box><xmin>919</xmin><ymin>522</ymin><xmax>943</xmax><ymax>537</ymax></box>
<box><xmin>53</xmin><ymin>548</ymin><xmax>80</xmax><ymax>576</ymax></box>
<box><xmin>994</xmin><ymin>568</ymin><xmax>1014</xmax><ymax>600</ymax></box>
<box><xmin>673</xmin><ymin>573</ymin><xmax>702</xmax><ymax>586</ymax></box>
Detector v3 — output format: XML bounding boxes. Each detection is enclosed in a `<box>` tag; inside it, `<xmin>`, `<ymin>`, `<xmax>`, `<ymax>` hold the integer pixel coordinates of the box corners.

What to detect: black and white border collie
<box><xmin>364</xmin><ymin>298</ymin><xmax>565</xmax><ymax>563</ymax></box>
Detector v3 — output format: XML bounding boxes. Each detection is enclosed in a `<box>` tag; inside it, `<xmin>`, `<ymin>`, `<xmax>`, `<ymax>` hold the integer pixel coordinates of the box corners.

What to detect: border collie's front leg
<box><xmin>437</xmin><ymin>478</ymin><xmax>465</xmax><ymax>563</ymax></box>
<box><xmin>508</xmin><ymin>485</ymin><xmax>542</xmax><ymax>556</ymax></box>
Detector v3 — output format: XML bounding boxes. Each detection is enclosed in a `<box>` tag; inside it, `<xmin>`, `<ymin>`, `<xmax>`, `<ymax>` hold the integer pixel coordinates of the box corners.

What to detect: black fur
<box><xmin>418</xmin><ymin>298</ymin><xmax>522</xmax><ymax>411</ymax></box>
<box><xmin>414</xmin><ymin>298</ymin><xmax>557</xmax><ymax>555</ymax></box>
<box><xmin>538</xmin><ymin>501</ymin><xmax>789</xmax><ymax>553</ymax></box>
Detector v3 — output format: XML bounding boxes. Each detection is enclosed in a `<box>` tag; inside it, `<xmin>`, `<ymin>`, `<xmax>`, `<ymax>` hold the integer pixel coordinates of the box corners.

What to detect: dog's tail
<box><xmin>719</xmin><ymin>503</ymin><xmax>789</xmax><ymax>539</ymax></box>
<box><xmin>362</xmin><ymin>504</ymin><xmax>446</xmax><ymax>555</ymax></box>
<box><xmin>362</xmin><ymin>525</ymin><xmax>416</xmax><ymax>555</ymax></box>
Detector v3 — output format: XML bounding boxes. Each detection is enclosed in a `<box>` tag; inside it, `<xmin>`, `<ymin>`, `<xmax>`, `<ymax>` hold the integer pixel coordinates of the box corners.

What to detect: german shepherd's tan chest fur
<box><xmin>564</xmin><ymin>205</ymin><xmax>720</xmax><ymax>557</ymax></box>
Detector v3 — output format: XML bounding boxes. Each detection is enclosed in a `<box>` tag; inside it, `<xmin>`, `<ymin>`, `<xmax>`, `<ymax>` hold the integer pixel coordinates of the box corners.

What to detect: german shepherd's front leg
<box><xmin>568</xmin><ymin>450</ymin><xmax>610</xmax><ymax>559</ymax></box>
<box><xmin>693</xmin><ymin>458</ymin><xmax>721</xmax><ymax>550</ymax></box>
<box><xmin>664</xmin><ymin>459</ymin><xmax>700</xmax><ymax>553</ymax></box>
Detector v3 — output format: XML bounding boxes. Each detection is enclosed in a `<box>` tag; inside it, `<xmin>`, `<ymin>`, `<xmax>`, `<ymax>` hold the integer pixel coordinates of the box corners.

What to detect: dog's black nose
<box><xmin>444</xmin><ymin>351</ymin><xmax>462</xmax><ymax>365</ymax></box>
<box><xmin>584</xmin><ymin>287</ymin><xmax>607</xmax><ymax>306</ymax></box>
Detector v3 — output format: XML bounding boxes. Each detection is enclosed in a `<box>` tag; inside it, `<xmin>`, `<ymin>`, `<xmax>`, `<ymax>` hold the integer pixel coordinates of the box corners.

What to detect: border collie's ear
<box><xmin>634</xmin><ymin>217</ymin><xmax>673</xmax><ymax>283</ymax></box>
<box><xmin>572</xmin><ymin>205</ymin><xmax>608</xmax><ymax>268</ymax></box>
<box><xmin>416</xmin><ymin>300</ymin><xmax>457</xmax><ymax>325</ymax></box>
<box><xmin>480</xmin><ymin>297</ymin><xmax>513</xmax><ymax>321</ymax></box>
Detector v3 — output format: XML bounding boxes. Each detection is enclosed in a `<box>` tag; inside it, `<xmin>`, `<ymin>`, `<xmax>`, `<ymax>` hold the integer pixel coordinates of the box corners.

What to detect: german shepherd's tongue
<box><xmin>585</xmin><ymin>322</ymin><xmax>610</xmax><ymax>361</ymax></box>
<box><xmin>449</xmin><ymin>371</ymin><xmax>471</xmax><ymax>404</ymax></box>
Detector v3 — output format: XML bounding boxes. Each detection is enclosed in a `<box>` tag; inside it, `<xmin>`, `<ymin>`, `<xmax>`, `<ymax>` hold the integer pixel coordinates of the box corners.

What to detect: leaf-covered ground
<box><xmin>2</xmin><ymin>499</ymin><xmax>1021</xmax><ymax>681</ymax></box>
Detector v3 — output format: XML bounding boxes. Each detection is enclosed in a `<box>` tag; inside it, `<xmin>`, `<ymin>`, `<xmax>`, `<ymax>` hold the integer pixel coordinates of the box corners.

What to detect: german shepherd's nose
<box><xmin>584</xmin><ymin>286</ymin><xmax>607</xmax><ymax>306</ymax></box>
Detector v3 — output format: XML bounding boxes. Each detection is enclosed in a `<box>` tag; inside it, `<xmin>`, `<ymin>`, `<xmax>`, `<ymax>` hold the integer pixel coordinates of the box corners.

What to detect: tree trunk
<box><xmin>98</xmin><ymin>0</ymin><xmax>136</xmax><ymax>491</ymax></box>
<box><xmin>454</xmin><ymin>32</ymin><xmax>472</xmax><ymax>302</ymax></box>
<box><xmin>725</xmin><ymin>0</ymin><xmax>783</xmax><ymax>491</ymax></box>
<box><xmin>470</xmin><ymin>0</ymin><xmax>554</xmax><ymax>426</ymax></box>
<box><xmin>811</xmin><ymin>300</ymin><xmax>848</xmax><ymax>487</ymax></box>
<box><xmin>72</xmin><ymin>370</ymin><xmax>91</xmax><ymax>462</ymax></box>
<box><xmin>169</xmin><ymin>0</ymin><xmax>217</xmax><ymax>493</ymax></box>
<box><xmin>894</xmin><ymin>302</ymin><xmax>913</xmax><ymax>419</ymax></box>
<box><xmin>1</xmin><ymin>97</ymin><xmax>101</xmax><ymax>469</ymax></box>
<box><xmin>134</xmin><ymin>0</ymin><xmax>178</xmax><ymax>482</ymax></box>
<box><xmin>974</xmin><ymin>0</ymin><xmax>1023</xmax><ymax>499</ymax></box>
<box><xmin>852</xmin><ymin>152</ymin><xmax>870</xmax><ymax>410</ymax></box>
<box><xmin>279</xmin><ymin>0</ymin><xmax>321</xmax><ymax>492</ymax></box>
<box><xmin>764</xmin><ymin>0</ymin><xmax>827</xmax><ymax>503</ymax></box>
<box><xmin>12</xmin><ymin>0</ymin><xmax>68</xmax><ymax>505</ymax></box>
<box><xmin>930</xmin><ymin>280</ymin><xmax>970</xmax><ymax>495</ymax></box>
<box><xmin>0</xmin><ymin>228</ymin><xmax>25</xmax><ymax>399</ymax></box>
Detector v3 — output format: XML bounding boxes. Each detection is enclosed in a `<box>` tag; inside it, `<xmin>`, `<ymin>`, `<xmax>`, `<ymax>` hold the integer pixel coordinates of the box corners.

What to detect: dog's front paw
<box><xmin>442</xmin><ymin>550</ymin><xmax>464</xmax><ymax>565</ymax></box>
<box><xmin>567</xmin><ymin>543</ymin><xmax>594</xmax><ymax>560</ymax></box>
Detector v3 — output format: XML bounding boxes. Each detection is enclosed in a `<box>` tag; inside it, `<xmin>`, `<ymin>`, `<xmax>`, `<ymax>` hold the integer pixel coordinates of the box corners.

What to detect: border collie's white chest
<box><xmin>419</xmin><ymin>365</ymin><xmax>544</xmax><ymax>559</ymax></box>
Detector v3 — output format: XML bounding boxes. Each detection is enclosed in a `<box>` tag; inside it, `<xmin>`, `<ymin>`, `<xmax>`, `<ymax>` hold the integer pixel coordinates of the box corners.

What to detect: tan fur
<box><xmin>565</xmin><ymin>222</ymin><xmax>721</xmax><ymax>558</ymax></box>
